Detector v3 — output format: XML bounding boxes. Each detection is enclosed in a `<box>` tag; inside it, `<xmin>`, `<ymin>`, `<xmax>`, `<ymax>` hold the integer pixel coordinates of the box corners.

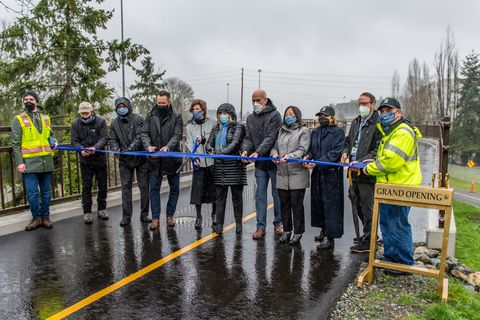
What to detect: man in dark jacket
<box><xmin>241</xmin><ymin>90</ymin><xmax>283</xmax><ymax>239</ymax></box>
<box><xmin>341</xmin><ymin>92</ymin><xmax>382</xmax><ymax>253</ymax></box>
<box><xmin>71</xmin><ymin>101</ymin><xmax>109</xmax><ymax>224</ymax></box>
<box><xmin>142</xmin><ymin>90</ymin><xmax>183</xmax><ymax>230</ymax></box>
<box><xmin>109</xmin><ymin>97</ymin><xmax>151</xmax><ymax>226</ymax></box>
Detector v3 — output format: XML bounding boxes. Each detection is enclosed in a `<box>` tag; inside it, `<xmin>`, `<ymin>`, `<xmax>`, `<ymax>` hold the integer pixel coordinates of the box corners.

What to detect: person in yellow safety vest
<box><xmin>363</xmin><ymin>97</ymin><xmax>422</xmax><ymax>276</ymax></box>
<box><xmin>11</xmin><ymin>91</ymin><xmax>58</xmax><ymax>231</ymax></box>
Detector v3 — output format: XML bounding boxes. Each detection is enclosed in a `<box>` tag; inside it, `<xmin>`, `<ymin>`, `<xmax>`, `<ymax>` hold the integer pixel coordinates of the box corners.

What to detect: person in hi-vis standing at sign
<box><xmin>364</xmin><ymin>97</ymin><xmax>422</xmax><ymax>276</ymax></box>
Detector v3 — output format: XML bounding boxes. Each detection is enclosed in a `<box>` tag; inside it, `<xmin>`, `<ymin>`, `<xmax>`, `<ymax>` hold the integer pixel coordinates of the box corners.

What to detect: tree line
<box><xmin>0</xmin><ymin>0</ymin><xmax>195</xmax><ymax>128</ymax></box>
<box><xmin>391</xmin><ymin>27</ymin><xmax>480</xmax><ymax>163</ymax></box>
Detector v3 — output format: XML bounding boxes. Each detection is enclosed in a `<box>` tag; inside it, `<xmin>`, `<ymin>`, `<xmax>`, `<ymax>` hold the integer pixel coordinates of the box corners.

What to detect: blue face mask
<box><xmin>116</xmin><ymin>107</ymin><xmax>129</xmax><ymax>116</ymax></box>
<box><xmin>193</xmin><ymin>111</ymin><xmax>203</xmax><ymax>120</ymax></box>
<box><xmin>81</xmin><ymin>116</ymin><xmax>95</xmax><ymax>124</ymax></box>
<box><xmin>379</xmin><ymin>111</ymin><xmax>396</xmax><ymax>127</ymax></box>
<box><xmin>219</xmin><ymin>114</ymin><xmax>230</xmax><ymax>125</ymax></box>
<box><xmin>284</xmin><ymin>115</ymin><xmax>297</xmax><ymax>126</ymax></box>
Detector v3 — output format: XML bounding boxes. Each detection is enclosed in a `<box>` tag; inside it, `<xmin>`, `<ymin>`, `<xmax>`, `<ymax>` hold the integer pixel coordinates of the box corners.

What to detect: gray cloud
<box><xmin>2</xmin><ymin>0</ymin><xmax>479</xmax><ymax>117</ymax></box>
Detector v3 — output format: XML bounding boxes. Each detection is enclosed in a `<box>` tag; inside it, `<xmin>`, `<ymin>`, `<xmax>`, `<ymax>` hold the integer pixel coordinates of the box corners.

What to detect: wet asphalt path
<box><xmin>0</xmin><ymin>143</ymin><xmax>436</xmax><ymax>320</ymax></box>
<box><xmin>0</xmin><ymin>172</ymin><xmax>364</xmax><ymax>320</ymax></box>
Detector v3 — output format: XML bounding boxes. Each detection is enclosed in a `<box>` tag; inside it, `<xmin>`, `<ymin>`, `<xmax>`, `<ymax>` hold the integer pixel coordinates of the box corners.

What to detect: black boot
<box><xmin>314</xmin><ymin>229</ymin><xmax>326</xmax><ymax>242</ymax></box>
<box><xmin>211</xmin><ymin>213</ymin><xmax>217</xmax><ymax>229</ymax></box>
<box><xmin>120</xmin><ymin>216</ymin><xmax>131</xmax><ymax>227</ymax></box>
<box><xmin>215</xmin><ymin>224</ymin><xmax>223</xmax><ymax>235</ymax></box>
<box><xmin>317</xmin><ymin>237</ymin><xmax>334</xmax><ymax>250</ymax></box>
<box><xmin>195</xmin><ymin>217</ymin><xmax>202</xmax><ymax>230</ymax></box>
<box><xmin>140</xmin><ymin>214</ymin><xmax>152</xmax><ymax>223</ymax></box>
<box><xmin>289</xmin><ymin>234</ymin><xmax>302</xmax><ymax>245</ymax></box>
<box><xmin>235</xmin><ymin>220</ymin><xmax>242</xmax><ymax>234</ymax></box>
<box><xmin>279</xmin><ymin>232</ymin><xmax>291</xmax><ymax>243</ymax></box>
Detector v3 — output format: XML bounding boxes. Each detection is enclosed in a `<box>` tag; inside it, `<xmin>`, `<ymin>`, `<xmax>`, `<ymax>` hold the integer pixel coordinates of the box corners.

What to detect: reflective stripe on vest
<box><xmin>383</xmin><ymin>126</ymin><xmax>418</xmax><ymax>162</ymax></box>
<box><xmin>16</xmin><ymin>112</ymin><xmax>54</xmax><ymax>158</ymax></box>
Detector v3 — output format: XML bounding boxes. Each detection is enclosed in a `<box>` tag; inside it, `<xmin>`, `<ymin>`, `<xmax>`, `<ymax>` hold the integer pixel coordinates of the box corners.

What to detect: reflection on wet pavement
<box><xmin>0</xmin><ymin>143</ymin><xmax>437</xmax><ymax>320</ymax></box>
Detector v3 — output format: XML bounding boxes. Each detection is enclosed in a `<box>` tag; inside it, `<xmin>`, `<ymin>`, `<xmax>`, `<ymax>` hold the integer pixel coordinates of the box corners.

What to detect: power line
<box><xmin>244</xmin><ymin>68</ymin><xmax>392</xmax><ymax>79</ymax></box>
<box><xmin>175</xmin><ymin>69</ymin><xmax>240</xmax><ymax>79</ymax></box>
<box><xmin>243</xmin><ymin>86</ymin><xmax>345</xmax><ymax>100</ymax></box>
<box><xmin>243</xmin><ymin>79</ymin><xmax>390</xmax><ymax>90</ymax></box>
<box><xmin>255</xmin><ymin>75</ymin><xmax>388</xmax><ymax>86</ymax></box>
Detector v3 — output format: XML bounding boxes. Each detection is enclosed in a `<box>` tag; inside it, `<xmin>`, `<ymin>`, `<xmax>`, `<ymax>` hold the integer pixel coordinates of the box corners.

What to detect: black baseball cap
<box><xmin>315</xmin><ymin>105</ymin><xmax>335</xmax><ymax>117</ymax></box>
<box><xmin>378</xmin><ymin>97</ymin><xmax>401</xmax><ymax>110</ymax></box>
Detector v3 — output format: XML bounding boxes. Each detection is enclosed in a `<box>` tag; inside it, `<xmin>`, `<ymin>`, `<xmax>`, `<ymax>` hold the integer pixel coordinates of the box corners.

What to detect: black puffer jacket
<box><xmin>241</xmin><ymin>98</ymin><xmax>282</xmax><ymax>171</ymax></box>
<box><xmin>141</xmin><ymin>104</ymin><xmax>183</xmax><ymax>176</ymax></box>
<box><xmin>109</xmin><ymin>97</ymin><xmax>146</xmax><ymax>168</ymax></box>
<box><xmin>70</xmin><ymin>115</ymin><xmax>108</xmax><ymax>164</ymax></box>
<box><xmin>207</xmin><ymin>103</ymin><xmax>247</xmax><ymax>186</ymax></box>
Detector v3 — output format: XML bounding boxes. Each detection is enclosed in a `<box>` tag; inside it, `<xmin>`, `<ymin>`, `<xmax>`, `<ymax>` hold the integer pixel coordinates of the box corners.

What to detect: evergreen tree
<box><xmin>451</xmin><ymin>51</ymin><xmax>480</xmax><ymax>162</ymax></box>
<box><xmin>0</xmin><ymin>0</ymin><xmax>148</xmax><ymax>120</ymax></box>
<box><xmin>129</xmin><ymin>56</ymin><xmax>165</xmax><ymax>115</ymax></box>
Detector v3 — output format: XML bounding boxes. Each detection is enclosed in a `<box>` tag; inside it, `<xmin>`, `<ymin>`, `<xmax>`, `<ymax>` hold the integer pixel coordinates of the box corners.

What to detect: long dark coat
<box><xmin>307</xmin><ymin>125</ymin><xmax>345</xmax><ymax>238</ymax></box>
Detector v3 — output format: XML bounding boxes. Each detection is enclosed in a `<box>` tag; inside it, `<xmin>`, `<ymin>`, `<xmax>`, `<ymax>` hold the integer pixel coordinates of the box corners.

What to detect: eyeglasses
<box><xmin>358</xmin><ymin>102</ymin><xmax>371</xmax><ymax>106</ymax></box>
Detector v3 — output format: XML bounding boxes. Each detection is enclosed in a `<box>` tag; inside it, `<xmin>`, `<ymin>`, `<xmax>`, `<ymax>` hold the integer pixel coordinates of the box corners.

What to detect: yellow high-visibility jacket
<box><xmin>366</xmin><ymin>119</ymin><xmax>422</xmax><ymax>186</ymax></box>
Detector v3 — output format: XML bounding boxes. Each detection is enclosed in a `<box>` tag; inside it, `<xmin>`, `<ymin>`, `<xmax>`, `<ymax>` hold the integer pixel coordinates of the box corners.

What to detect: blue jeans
<box><xmin>254</xmin><ymin>168</ymin><xmax>281</xmax><ymax>229</ymax></box>
<box><xmin>23</xmin><ymin>172</ymin><xmax>52</xmax><ymax>219</ymax></box>
<box><xmin>149</xmin><ymin>173</ymin><xmax>180</xmax><ymax>220</ymax></box>
<box><xmin>379</xmin><ymin>204</ymin><xmax>414</xmax><ymax>265</ymax></box>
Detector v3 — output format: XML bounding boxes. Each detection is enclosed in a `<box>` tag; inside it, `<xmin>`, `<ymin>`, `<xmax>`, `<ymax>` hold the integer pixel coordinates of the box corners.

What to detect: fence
<box><xmin>0</xmin><ymin>117</ymin><xmax>450</xmax><ymax>217</ymax></box>
<box><xmin>0</xmin><ymin>125</ymin><xmax>193</xmax><ymax>216</ymax></box>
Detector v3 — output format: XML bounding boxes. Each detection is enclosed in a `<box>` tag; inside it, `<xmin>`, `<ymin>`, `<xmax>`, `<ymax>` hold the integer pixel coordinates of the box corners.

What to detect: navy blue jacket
<box><xmin>307</xmin><ymin>125</ymin><xmax>345</xmax><ymax>164</ymax></box>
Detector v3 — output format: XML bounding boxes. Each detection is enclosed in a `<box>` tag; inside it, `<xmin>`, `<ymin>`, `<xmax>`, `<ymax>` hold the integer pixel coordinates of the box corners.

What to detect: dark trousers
<box><xmin>150</xmin><ymin>173</ymin><xmax>180</xmax><ymax>219</ymax></box>
<box><xmin>80</xmin><ymin>162</ymin><xmax>108</xmax><ymax>214</ymax></box>
<box><xmin>120</xmin><ymin>163</ymin><xmax>149</xmax><ymax>218</ymax></box>
<box><xmin>215</xmin><ymin>185</ymin><xmax>243</xmax><ymax>226</ymax></box>
<box><xmin>348</xmin><ymin>181</ymin><xmax>375</xmax><ymax>240</ymax></box>
<box><xmin>278</xmin><ymin>189</ymin><xmax>306</xmax><ymax>234</ymax></box>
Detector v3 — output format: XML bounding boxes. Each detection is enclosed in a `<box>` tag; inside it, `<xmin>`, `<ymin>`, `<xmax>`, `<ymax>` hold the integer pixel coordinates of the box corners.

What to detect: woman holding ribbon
<box><xmin>207</xmin><ymin>103</ymin><xmax>246</xmax><ymax>235</ymax></box>
<box><xmin>304</xmin><ymin>106</ymin><xmax>345</xmax><ymax>250</ymax></box>
<box><xmin>271</xmin><ymin>106</ymin><xmax>310</xmax><ymax>245</ymax></box>
<box><xmin>185</xmin><ymin>99</ymin><xmax>217</xmax><ymax>230</ymax></box>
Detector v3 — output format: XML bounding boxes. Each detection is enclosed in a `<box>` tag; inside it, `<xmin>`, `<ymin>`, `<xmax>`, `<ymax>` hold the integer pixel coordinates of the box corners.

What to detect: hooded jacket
<box><xmin>109</xmin><ymin>97</ymin><xmax>146</xmax><ymax>168</ymax></box>
<box><xmin>241</xmin><ymin>98</ymin><xmax>282</xmax><ymax>171</ymax></box>
<box><xmin>141</xmin><ymin>104</ymin><xmax>183</xmax><ymax>176</ymax></box>
<box><xmin>207</xmin><ymin>103</ymin><xmax>247</xmax><ymax>186</ymax></box>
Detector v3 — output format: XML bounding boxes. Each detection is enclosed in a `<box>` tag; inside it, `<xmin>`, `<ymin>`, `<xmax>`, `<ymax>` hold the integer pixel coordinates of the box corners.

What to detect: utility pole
<box><xmin>120</xmin><ymin>0</ymin><xmax>125</xmax><ymax>97</ymax></box>
<box><xmin>226</xmin><ymin>83</ymin><xmax>230</xmax><ymax>103</ymax></box>
<box><xmin>258</xmin><ymin>68</ymin><xmax>262</xmax><ymax>89</ymax></box>
<box><xmin>240</xmin><ymin>67</ymin><xmax>244</xmax><ymax>122</ymax></box>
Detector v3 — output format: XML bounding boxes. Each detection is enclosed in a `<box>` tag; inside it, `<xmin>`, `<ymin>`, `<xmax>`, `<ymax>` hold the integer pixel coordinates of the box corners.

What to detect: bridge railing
<box><xmin>0</xmin><ymin>126</ymin><xmax>193</xmax><ymax>216</ymax></box>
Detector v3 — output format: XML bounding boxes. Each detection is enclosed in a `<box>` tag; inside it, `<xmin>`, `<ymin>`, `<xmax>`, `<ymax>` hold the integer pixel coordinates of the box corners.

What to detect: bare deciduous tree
<box><xmin>391</xmin><ymin>70</ymin><xmax>401</xmax><ymax>98</ymax></box>
<box><xmin>434</xmin><ymin>26</ymin><xmax>459</xmax><ymax>119</ymax></box>
<box><xmin>403</xmin><ymin>58</ymin><xmax>436</xmax><ymax>123</ymax></box>
<box><xmin>163</xmin><ymin>77</ymin><xmax>194</xmax><ymax>113</ymax></box>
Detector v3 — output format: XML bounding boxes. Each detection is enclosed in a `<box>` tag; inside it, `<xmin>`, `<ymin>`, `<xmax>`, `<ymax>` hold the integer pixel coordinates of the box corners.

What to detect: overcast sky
<box><xmin>2</xmin><ymin>0</ymin><xmax>479</xmax><ymax>117</ymax></box>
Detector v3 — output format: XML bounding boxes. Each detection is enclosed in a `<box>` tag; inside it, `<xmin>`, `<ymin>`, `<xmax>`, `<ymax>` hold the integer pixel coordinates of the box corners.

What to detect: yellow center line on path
<box><xmin>47</xmin><ymin>203</ymin><xmax>273</xmax><ymax>320</ymax></box>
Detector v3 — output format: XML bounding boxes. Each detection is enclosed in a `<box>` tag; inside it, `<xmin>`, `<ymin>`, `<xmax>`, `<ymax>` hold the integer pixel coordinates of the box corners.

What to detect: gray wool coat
<box><xmin>271</xmin><ymin>123</ymin><xmax>311</xmax><ymax>190</ymax></box>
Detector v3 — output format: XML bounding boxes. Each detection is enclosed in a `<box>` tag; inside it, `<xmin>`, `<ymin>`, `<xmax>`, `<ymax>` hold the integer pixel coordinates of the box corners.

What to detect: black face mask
<box><xmin>24</xmin><ymin>102</ymin><xmax>36</xmax><ymax>112</ymax></box>
<box><xmin>319</xmin><ymin>117</ymin><xmax>330</xmax><ymax>127</ymax></box>
<box><xmin>157</xmin><ymin>104</ymin><xmax>168</xmax><ymax>108</ymax></box>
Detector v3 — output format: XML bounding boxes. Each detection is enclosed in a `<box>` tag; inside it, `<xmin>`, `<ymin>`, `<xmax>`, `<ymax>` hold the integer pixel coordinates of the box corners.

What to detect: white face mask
<box><xmin>253</xmin><ymin>102</ymin><xmax>264</xmax><ymax>114</ymax></box>
<box><xmin>358</xmin><ymin>106</ymin><xmax>371</xmax><ymax>118</ymax></box>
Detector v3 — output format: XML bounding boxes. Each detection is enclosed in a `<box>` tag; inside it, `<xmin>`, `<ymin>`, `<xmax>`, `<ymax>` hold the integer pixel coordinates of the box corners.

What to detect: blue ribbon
<box><xmin>56</xmin><ymin>145</ymin><xmax>369</xmax><ymax>169</ymax></box>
